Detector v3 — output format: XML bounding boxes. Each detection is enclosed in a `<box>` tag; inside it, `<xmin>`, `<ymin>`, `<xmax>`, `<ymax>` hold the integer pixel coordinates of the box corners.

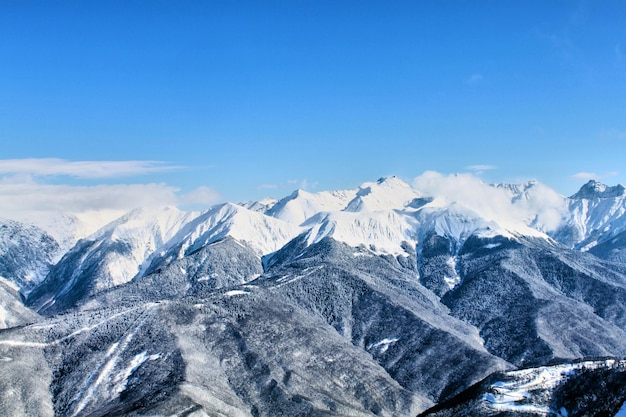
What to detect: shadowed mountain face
<box><xmin>417</xmin><ymin>359</ymin><xmax>626</xmax><ymax>417</ymax></box>
<box><xmin>2</xmin><ymin>177</ymin><xmax>626</xmax><ymax>415</ymax></box>
<box><xmin>3</xmin><ymin>235</ymin><xmax>626</xmax><ymax>416</ymax></box>
<box><xmin>0</xmin><ymin>218</ymin><xmax>60</xmax><ymax>296</ymax></box>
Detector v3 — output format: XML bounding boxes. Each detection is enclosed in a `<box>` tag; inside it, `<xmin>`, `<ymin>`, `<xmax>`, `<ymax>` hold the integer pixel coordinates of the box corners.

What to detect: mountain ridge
<box><xmin>1</xmin><ymin>174</ymin><xmax>626</xmax><ymax>416</ymax></box>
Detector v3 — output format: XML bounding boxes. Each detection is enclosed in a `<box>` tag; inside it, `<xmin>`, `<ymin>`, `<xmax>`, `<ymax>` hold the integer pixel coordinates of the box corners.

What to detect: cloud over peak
<box><xmin>571</xmin><ymin>171</ymin><xmax>619</xmax><ymax>181</ymax></box>
<box><xmin>0</xmin><ymin>159</ymin><xmax>222</xmax><ymax>235</ymax></box>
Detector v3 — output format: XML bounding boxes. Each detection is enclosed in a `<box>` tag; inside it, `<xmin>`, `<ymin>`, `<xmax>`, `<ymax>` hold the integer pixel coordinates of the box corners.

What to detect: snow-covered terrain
<box><xmin>2</xmin><ymin>174</ymin><xmax>626</xmax><ymax>416</ymax></box>
<box><xmin>483</xmin><ymin>359</ymin><xmax>626</xmax><ymax>414</ymax></box>
<box><xmin>0</xmin><ymin>218</ymin><xmax>61</xmax><ymax>294</ymax></box>
<box><xmin>561</xmin><ymin>180</ymin><xmax>626</xmax><ymax>250</ymax></box>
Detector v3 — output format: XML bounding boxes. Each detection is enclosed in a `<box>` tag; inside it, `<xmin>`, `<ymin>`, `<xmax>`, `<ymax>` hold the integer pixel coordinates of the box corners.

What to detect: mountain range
<box><xmin>1</xmin><ymin>175</ymin><xmax>625</xmax><ymax>416</ymax></box>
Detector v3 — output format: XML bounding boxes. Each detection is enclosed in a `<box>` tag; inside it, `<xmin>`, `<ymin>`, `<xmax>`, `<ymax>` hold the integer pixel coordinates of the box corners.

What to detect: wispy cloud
<box><xmin>467</xmin><ymin>165</ymin><xmax>497</xmax><ymax>172</ymax></box>
<box><xmin>535</xmin><ymin>29</ymin><xmax>579</xmax><ymax>63</ymax></box>
<box><xmin>599</xmin><ymin>128</ymin><xmax>626</xmax><ymax>140</ymax></box>
<box><xmin>287</xmin><ymin>179</ymin><xmax>317</xmax><ymax>190</ymax></box>
<box><xmin>256</xmin><ymin>183</ymin><xmax>278</xmax><ymax>190</ymax></box>
<box><xmin>179</xmin><ymin>186</ymin><xmax>222</xmax><ymax>206</ymax></box>
<box><xmin>571</xmin><ymin>172</ymin><xmax>597</xmax><ymax>181</ymax></box>
<box><xmin>616</xmin><ymin>43</ymin><xmax>625</xmax><ymax>66</ymax></box>
<box><xmin>0</xmin><ymin>159</ymin><xmax>222</xmax><ymax>228</ymax></box>
<box><xmin>465</xmin><ymin>73</ymin><xmax>483</xmax><ymax>86</ymax></box>
<box><xmin>571</xmin><ymin>171</ymin><xmax>619</xmax><ymax>181</ymax></box>
<box><xmin>0</xmin><ymin>158</ymin><xmax>181</xmax><ymax>178</ymax></box>
<box><xmin>0</xmin><ymin>180</ymin><xmax>222</xmax><ymax>223</ymax></box>
<box><xmin>0</xmin><ymin>182</ymin><xmax>180</xmax><ymax>215</ymax></box>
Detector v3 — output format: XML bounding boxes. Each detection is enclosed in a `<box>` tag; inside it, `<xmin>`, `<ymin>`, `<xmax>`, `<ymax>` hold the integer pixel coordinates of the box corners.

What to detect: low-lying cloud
<box><xmin>0</xmin><ymin>159</ymin><xmax>222</xmax><ymax>235</ymax></box>
<box><xmin>412</xmin><ymin>171</ymin><xmax>567</xmax><ymax>231</ymax></box>
<box><xmin>0</xmin><ymin>158</ymin><xmax>180</xmax><ymax>178</ymax></box>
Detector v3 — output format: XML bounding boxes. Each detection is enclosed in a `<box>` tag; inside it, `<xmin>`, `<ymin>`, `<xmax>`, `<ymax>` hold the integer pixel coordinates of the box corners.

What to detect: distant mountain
<box><xmin>0</xmin><ymin>218</ymin><xmax>61</xmax><ymax>296</ymax></box>
<box><xmin>0</xmin><ymin>278</ymin><xmax>39</xmax><ymax>329</ymax></box>
<box><xmin>1</xmin><ymin>175</ymin><xmax>626</xmax><ymax>416</ymax></box>
<box><xmin>26</xmin><ymin>207</ymin><xmax>200</xmax><ymax>314</ymax></box>
<box><xmin>556</xmin><ymin>180</ymin><xmax>626</xmax><ymax>262</ymax></box>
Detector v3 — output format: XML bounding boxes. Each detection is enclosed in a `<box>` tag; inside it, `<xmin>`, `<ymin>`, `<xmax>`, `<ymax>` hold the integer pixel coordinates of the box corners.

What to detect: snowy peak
<box><xmin>571</xmin><ymin>180</ymin><xmax>626</xmax><ymax>199</ymax></box>
<box><xmin>266</xmin><ymin>188</ymin><xmax>356</xmax><ymax>225</ymax></box>
<box><xmin>163</xmin><ymin>202</ymin><xmax>303</xmax><ymax>258</ymax></box>
<box><xmin>495</xmin><ymin>180</ymin><xmax>540</xmax><ymax>196</ymax></box>
<box><xmin>239</xmin><ymin>197</ymin><xmax>278</xmax><ymax>213</ymax></box>
<box><xmin>555</xmin><ymin>181</ymin><xmax>626</xmax><ymax>251</ymax></box>
<box><xmin>303</xmin><ymin>209</ymin><xmax>418</xmax><ymax>256</ymax></box>
<box><xmin>94</xmin><ymin>206</ymin><xmax>197</xmax><ymax>243</ymax></box>
<box><xmin>345</xmin><ymin>176</ymin><xmax>421</xmax><ymax>212</ymax></box>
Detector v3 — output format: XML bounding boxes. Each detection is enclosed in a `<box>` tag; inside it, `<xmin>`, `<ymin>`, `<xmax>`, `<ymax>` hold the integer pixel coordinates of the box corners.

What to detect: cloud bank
<box><xmin>0</xmin><ymin>159</ymin><xmax>222</xmax><ymax>236</ymax></box>
<box><xmin>0</xmin><ymin>158</ymin><xmax>181</xmax><ymax>178</ymax></box>
<box><xmin>412</xmin><ymin>171</ymin><xmax>567</xmax><ymax>231</ymax></box>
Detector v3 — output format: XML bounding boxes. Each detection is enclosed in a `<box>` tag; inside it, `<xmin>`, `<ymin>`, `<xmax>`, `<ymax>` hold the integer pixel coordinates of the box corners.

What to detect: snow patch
<box><xmin>112</xmin><ymin>351</ymin><xmax>161</xmax><ymax>393</ymax></box>
<box><xmin>483</xmin><ymin>243</ymin><xmax>502</xmax><ymax>249</ymax></box>
<box><xmin>224</xmin><ymin>290</ymin><xmax>249</xmax><ymax>297</ymax></box>
<box><xmin>368</xmin><ymin>338</ymin><xmax>400</xmax><ymax>354</ymax></box>
<box><xmin>443</xmin><ymin>257</ymin><xmax>461</xmax><ymax>289</ymax></box>
<box><xmin>483</xmin><ymin>360</ymin><xmax>626</xmax><ymax>414</ymax></box>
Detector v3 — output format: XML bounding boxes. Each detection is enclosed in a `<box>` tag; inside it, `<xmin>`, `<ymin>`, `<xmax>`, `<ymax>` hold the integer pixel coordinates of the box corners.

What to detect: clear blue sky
<box><xmin>1</xmin><ymin>0</ymin><xmax>625</xmax><ymax>206</ymax></box>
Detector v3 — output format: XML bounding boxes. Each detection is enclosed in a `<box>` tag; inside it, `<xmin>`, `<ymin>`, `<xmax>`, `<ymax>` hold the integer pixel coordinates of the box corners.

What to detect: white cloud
<box><xmin>299</xmin><ymin>179</ymin><xmax>319</xmax><ymax>190</ymax></box>
<box><xmin>466</xmin><ymin>73</ymin><xmax>483</xmax><ymax>85</ymax></box>
<box><xmin>179</xmin><ymin>186</ymin><xmax>222</xmax><ymax>206</ymax></box>
<box><xmin>413</xmin><ymin>171</ymin><xmax>516</xmax><ymax>222</ymax></box>
<box><xmin>0</xmin><ymin>181</ymin><xmax>180</xmax><ymax>216</ymax></box>
<box><xmin>287</xmin><ymin>179</ymin><xmax>317</xmax><ymax>190</ymax></box>
<box><xmin>256</xmin><ymin>183</ymin><xmax>278</xmax><ymax>190</ymax></box>
<box><xmin>0</xmin><ymin>159</ymin><xmax>223</xmax><ymax>236</ymax></box>
<box><xmin>571</xmin><ymin>172</ymin><xmax>598</xmax><ymax>181</ymax></box>
<box><xmin>466</xmin><ymin>165</ymin><xmax>497</xmax><ymax>172</ymax></box>
<box><xmin>571</xmin><ymin>171</ymin><xmax>619</xmax><ymax>181</ymax></box>
<box><xmin>412</xmin><ymin>171</ymin><xmax>567</xmax><ymax>231</ymax></box>
<box><xmin>599</xmin><ymin>128</ymin><xmax>626</xmax><ymax>140</ymax></box>
<box><xmin>0</xmin><ymin>158</ymin><xmax>180</xmax><ymax>178</ymax></box>
<box><xmin>616</xmin><ymin>43</ymin><xmax>624</xmax><ymax>65</ymax></box>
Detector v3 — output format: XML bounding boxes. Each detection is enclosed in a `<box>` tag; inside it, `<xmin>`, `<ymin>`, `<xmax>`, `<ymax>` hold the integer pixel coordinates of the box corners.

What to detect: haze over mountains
<box><xmin>1</xmin><ymin>174</ymin><xmax>626</xmax><ymax>416</ymax></box>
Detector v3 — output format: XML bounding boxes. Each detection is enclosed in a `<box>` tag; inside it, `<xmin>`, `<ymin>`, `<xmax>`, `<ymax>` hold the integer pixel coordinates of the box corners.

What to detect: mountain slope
<box><xmin>0</xmin><ymin>218</ymin><xmax>61</xmax><ymax>296</ymax></box>
<box><xmin>555</xmin><ymin>180</ymin><xmax>626</xmax><ymax>254</ymax></box>
<box><xmin>419</xmin><ymin>358</ymin><xmax>626</xmax><ymax>417</ymax></box>
<box><xmin>25</xmin><ymin>207</ymin><xmax>198</xmax><ymax>314</ymax></box>
<box><xmin>2</xmin><ymin>174</ymin><xmax>626</xmax><ymax>416</ymax></box>
<box><xmin>441</xmin><ymin>234</ymin><xmax>626</xmax><ymax>366</ymax></box>
<box><xmin>0</xmin><ymin>279</ymin><xmax>40</xmax><ymax>329</ymax></box>
<box><xmin>26</xmin><ymin>204</ymin><xmax>302</xmax><ymax>315</ymax></box>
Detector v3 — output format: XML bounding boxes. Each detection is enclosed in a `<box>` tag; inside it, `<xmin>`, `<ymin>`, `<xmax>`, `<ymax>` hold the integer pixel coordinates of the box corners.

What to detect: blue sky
<box><xmin>1</xmin><ymin>1</ymin><xmax>625</xmax><ymax>212</ymax></box>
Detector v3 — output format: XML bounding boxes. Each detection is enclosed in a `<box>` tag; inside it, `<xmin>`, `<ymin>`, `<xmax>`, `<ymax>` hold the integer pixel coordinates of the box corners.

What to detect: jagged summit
<box><xmin>571</xmin><ymin>179</ymin><xmax>626</xmax><ymax>199</ymax></box>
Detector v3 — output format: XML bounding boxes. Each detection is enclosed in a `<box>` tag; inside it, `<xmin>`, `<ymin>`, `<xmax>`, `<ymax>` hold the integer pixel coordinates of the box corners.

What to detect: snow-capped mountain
<box><xmin>2</xmin><ymin>174</ymin><xmax>626</xmax><ymax>416</ymax></box>
<box><xmin>0</xmin><ymin>218</ymin><xmax>61</xmax><ymax>295</ymax></box>
<box><xmin>27</xmin><ymin>203</ymin><xmax>303</xmax><ymax>314</ymax></box>
<box><xmin>10</xmin><ymin>210</ymin><xmax>126</xmax><ymax>255</ymax></box>
<box><xmin>557</xmin><ymin>180</ymin><xmax>626</xmax><ymax>255</ymax></box>
<box><xmin>26</xmin><ymin>206</ymin><xmax>199</xmax><ymax>313</ymax></box>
